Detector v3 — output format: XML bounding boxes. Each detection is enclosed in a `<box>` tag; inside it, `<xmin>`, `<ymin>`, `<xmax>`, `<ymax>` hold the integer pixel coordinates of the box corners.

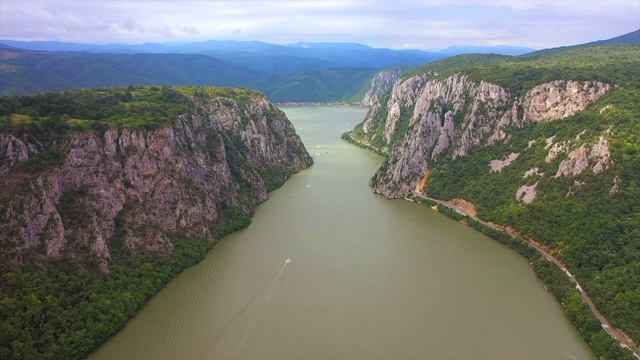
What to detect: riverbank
<box><xmin>405</xmin><ymin>191</ymin><xmax>639</xmax><ymax>359</ymax></box>
<box><xmin>341</xmin><ymin>132</ymin><xmax>388</xmax><ymax>157</ymax></box>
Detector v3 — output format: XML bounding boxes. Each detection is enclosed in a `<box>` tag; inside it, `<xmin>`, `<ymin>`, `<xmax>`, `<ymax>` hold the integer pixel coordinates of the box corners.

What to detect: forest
<box><xmin>348</xmin><ymin>41</ymin><xmax>640</xmax><ymax>359</ymax></box>
<box><xmin>0</xmin><ymin>85</ymin><xmax>276</xmax><ymax>359</ymax></box>
<box><xmin>425</xmin><ymin>85</ymin><xmax>640</xmax><ymax>346</ymax></box>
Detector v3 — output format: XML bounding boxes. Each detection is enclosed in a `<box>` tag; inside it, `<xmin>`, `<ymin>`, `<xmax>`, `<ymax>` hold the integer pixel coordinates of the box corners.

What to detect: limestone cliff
<box><xmin>361</xmin><ymin>68</ymin><xmax>405</xmax><ymax>107</ymax></box>
<box><xmin>0</xmin><ymin>90</ymin><xmax>312</xmax><ymax>272</ymax></box>
<box><xmin>346</xmin><ymin>43</ymin><xmax>640</xmax><ymax>357</ymax></box>
<box><xmin>358</xmin><ymin>73</ymin><xmax>610</xmax><ymax>198</ymax></box>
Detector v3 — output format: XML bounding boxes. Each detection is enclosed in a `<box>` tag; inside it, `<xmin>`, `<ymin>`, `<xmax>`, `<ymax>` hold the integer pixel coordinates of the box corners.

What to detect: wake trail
<box><xmin>234</xmin><ymin>258</ymin><xmax>290</xmax><ymax>359</ymax></box>
<box><xmin>194</xmin><ymin>258</ymin><xmax>290</xmax><ymax>359</ymax></box>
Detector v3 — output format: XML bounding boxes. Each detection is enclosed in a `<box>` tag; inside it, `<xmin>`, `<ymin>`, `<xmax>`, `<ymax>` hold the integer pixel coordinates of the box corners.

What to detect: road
<box><xmin>408</xmin><ymin>191</ymin><xmax>640</xmax><ymax>359</ymax></box>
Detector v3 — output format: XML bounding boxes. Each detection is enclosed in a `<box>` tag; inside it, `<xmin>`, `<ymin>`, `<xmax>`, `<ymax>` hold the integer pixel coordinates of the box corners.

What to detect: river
<box><xmin>90</xmin><ymin>106</ymin><xmax>594</xmax><ymax>359</ymax></box>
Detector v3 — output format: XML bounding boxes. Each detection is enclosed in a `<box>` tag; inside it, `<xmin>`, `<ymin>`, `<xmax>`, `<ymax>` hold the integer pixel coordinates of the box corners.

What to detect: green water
<box><xmin>90</xmin><ymin>106</ymin><xmax>594</xmax><ymax>359</ymax></box>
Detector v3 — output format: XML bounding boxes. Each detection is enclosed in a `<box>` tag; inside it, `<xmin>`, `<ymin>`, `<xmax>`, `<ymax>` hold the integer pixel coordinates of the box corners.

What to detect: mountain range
<box><xmin>0</xmin><ymin>39</ymin><xmax>540</xmax><ymax>101</ymax></box>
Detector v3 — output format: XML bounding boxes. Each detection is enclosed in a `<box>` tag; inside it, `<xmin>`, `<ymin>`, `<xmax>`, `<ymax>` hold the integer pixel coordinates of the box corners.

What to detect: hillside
<box><xmin>0</xmin><ymin>47</ymin><xmax>398</xmax><ymax>103</ymax></box>
<box><xmin>0</xmin><ymin>50</ymin><xmax>267</xmax><ymax>95</ymax></box>
<box><xmin>257</xmin><ymin>67</ymin><xmax>380</xmax><ymax>102</ymax></box>
<box><xmin>0</xmin><ymin>85</ymin><xmax>312</xmax><ymax>359</ymax></box>
<box><xmin>346</xmin><ymin>41</ymin><xmax>640</xmax><ymax>359</ymax></box>
<box><xmin>0</xmin><ymin>39</ymin><xmax>447</xmax><ymax>70</ymax></box>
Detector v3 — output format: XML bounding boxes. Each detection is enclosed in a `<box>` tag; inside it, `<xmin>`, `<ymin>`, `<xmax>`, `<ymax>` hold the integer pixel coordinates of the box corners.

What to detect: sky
<box><xmin>0</xmin><ymin>0</ymin><xmax>638</xmax><ymax>50</ymax></box>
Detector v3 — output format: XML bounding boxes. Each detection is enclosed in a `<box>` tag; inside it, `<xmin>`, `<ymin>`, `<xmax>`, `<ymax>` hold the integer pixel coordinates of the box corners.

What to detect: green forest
<box><xmin>0</xmin><ymin>85</ymin><xmax>275</xmax><ymax>359</ymax></box>
<box><xmin>349</xmin><ymin>42</ymin><xmax>640</xmax><ymax>359</ymax></box>
<box><xmin>426</xmin><ymin>86</ymin><xmax>640</xmax><ymax>353</ymax></box>
<box><xmin>0</xmin><ymin>48</ymin><xmax>385</xmax><ymax>103</ymax></box>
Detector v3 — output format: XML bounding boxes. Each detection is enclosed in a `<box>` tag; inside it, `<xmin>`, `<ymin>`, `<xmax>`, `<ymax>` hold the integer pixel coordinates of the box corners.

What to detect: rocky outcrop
<box><xmin>355</xmin><ymin>73</ymin><xmax>610</xmax><ymax>198</ymax></box>
<box><xmin>361</xmin><ymin>68</ymin><xmax>405</xmax><ymax>107</ymax></box>
<box><xmin>490</xmin><ymin>153</ymin><xmax>519</xmax><ymax>172</ymax></box>
<box><xmin>521</xmin><ymin>81</ymin><xmax>611</xmax><ymax>123</ymax></box>
<box><xmin>0</xmin><ymin>93</ymin><xmax>312</xmax><ymax>272</ymax></box>
<box><xmin>0</xmin><ymin>135</ymin><xmax>42</xmax><ymax>175</ymax></box>
<box><xmin>523</xmin><ymin>167</ymin><xmax>544</xmax><ymax>179</ymax></box>
<box><xmin>553</xmin><ymin>136</ymin><xmax>612</xmax><ymax>177</ymax></box>
<box><xmin>516</xmin><ymin>182</ymin><xmax>538</xmax><ymax>204</ymax></box>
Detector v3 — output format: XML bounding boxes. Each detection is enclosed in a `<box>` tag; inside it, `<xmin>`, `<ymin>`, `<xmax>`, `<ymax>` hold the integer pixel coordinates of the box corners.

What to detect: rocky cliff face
<box><xmin>361</xmin><ymin>68</ymin><xmax>405</xmax><ymax>107</ymax></box>
<box><xmin>0</xmin><ymin>93</ymin><xmax>312</xmax><ymax>272</ymax></box>
<box><xmin>358</xmin><ymin>73</ymin><xmax>610</xmax><ymax>198</ymax></box>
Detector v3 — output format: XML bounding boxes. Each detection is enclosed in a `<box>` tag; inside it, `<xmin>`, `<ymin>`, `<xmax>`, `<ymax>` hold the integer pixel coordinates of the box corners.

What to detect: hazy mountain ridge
<box><xmin>0</xmin><ymin>47</ymin><xmax>422</xmax><ymax>103</ymax></box>
<box><xmin>346</xmin><ymin>39</ymin><xmax>640</xmax><ymax>358</ymax></box>
<box><xmin>0</xmin><ymin>39</ymin><xmax>445</xmax><ymax>72</ymax></box>
<box><xmin>0</xmin><ymin>39</ymin><xmax>542</xmax><ymax>102</ymax></box>
<box><xmin>437</xmin><ymin>44</ymin><xmax>536</xmax><ymax>56</ymax></box>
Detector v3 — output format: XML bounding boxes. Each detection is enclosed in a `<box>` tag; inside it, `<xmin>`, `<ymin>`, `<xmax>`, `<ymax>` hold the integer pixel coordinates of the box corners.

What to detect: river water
<box><xmin>90</xmin><ymin>106</ymin><xmax>594</xmax><ymax>359</ymax></box>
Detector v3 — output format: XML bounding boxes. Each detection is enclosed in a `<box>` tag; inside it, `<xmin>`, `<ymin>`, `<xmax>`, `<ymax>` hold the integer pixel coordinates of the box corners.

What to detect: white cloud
<box><xmin>0</xmin><ymin>0</ymin><xmax>638</xmax><ymax>49</ymax></box>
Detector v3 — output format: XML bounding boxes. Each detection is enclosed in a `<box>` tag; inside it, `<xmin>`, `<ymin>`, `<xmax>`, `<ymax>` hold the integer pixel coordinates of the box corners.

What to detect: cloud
<box><xmin>0</xmin><ymin>0</ymin><xmax>638</xmax><ymax>49</ymax></box>
<box><xmin>180</xmin><ymin>26</ymin><xmax>200</xmax><ymax>35</ymax></box>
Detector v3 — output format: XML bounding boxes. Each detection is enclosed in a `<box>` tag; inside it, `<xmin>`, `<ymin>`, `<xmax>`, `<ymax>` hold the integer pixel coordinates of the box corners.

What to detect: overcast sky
<box><xmin>1</xmin><ymin>0</ymin><xmax>638</xmax><ymax>50</ymax></box>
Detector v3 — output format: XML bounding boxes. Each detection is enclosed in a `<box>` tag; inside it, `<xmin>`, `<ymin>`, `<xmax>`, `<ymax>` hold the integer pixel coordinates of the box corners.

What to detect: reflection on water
<box><xmin>90</xmin><ymin>106</ymin><xmax>594</xmax><ymax>359</ymax></box>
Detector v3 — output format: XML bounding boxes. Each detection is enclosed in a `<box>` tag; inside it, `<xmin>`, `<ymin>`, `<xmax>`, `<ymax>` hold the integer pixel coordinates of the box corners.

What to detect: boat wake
<box><xmin>193</xmin><ymin>258</ymin><xmax>291</xmax><ymax>359</ymax></box>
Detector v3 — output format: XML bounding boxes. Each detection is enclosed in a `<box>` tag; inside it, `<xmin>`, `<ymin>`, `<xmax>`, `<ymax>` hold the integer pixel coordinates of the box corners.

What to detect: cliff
<box><xmin>0</xmin><ymin>86</ymin><xmax>312</xmax><ymax>273</ymax></box>
<box><xmin>361</xmin><ymin>68</ymin><xmax>405</xmax><ymax>106</ymax></box>
<box><xmin>360</xmin><ymin>72</ymin><xmax>610</xmax><ymax>198</ymax></box>
<box><xmin>347</xmin><ymin>43</ymin><xmax>640</xmax><ymax>358</ymax></box>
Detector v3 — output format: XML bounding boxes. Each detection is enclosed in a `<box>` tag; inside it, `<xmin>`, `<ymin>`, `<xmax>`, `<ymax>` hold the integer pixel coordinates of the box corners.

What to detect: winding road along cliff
<box><xmin>409</xmin><ymin>191</ymin><xmax>640</xmax><ymax>359</ymax></box>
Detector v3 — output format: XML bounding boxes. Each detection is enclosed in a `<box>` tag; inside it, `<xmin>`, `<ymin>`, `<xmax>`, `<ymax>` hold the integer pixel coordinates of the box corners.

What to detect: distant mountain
<box><xmin>0</xmin><ymin>49</ymin><xmax>268</xmax><ymax>95</ymax></box>
<box><xmin>288</xmin><ymin>42</ymin><xmax>373</xmax><ymax>49</ymax></box>
<box><xmin>585</xmin><ymin>29</ymin><xmax>640</xmax><ymax>46</ymax></box>
<box><xmin>0</xmin><ymin>39</ymin><xmax>446</xmax><ymax>72</ymax></box>
<box><xmin>438</xmin><ymin>44</ymin><xmax>537</xmax><ymax>56</ymax></box>
<box><xmin>0</xmin><ymin>47</ymin><xmax>395</xmax><ymax>103</ymax></box>
<box><xmin>525</xmin><ymin>29</ymin><xmax>640</xmax><ymax>57</ymax></box>
<box><xmin>220</xmin><ymin>55</ymin><xmax>333</xmax><ymax>75</ymax></box>
<box><xmin>256</xmin><ymin>67</ymin><xmax>380</xmax><ymax>102</ymax></box>
<box><xmin>0</xmin><ymin>38</ymin><xmax>447</xmax><ymax>101</ymax></box>
<box><xmin>4</xmin><ymin>31</ymin><xmax>635</xmax><ymax>102</ymax></box>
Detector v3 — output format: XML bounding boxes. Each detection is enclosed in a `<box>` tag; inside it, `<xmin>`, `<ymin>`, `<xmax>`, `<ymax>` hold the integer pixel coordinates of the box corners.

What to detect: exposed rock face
<box><xmin>361</xmin><ymin>68</ymin><xmax>405</xmax><ymax>107</ymax></box>
<box><xmin>357</xmin><ymin>73</ymin><xmax>610</xmax><ymax>198</ymax></box>
<box><xmin>545</xmin><ymin>141</ymin><xmax>569</xmax><ymax>163</ymax></box>
<box><xmin>0</xmin><ymin>135</ymin><xmax>42</xmax><ymax>173</ymax></box>
<box><xmin>490</xmin><ymin>153</ymin><xmax>519</xmax><ymax>172</ymax></box>
<box><xmin>609</xmin><ymin>175</ymin><xmax>620</xmax><ymax>195</ymax></box>
<box><xmin>0</xmin><ymin>94</ymin><xmax>312</xmax><ymax>272</ymax></box>
<box><xmin>523</xmin><ymin>167</ymin><xmax>544</xmax><ymax>179</ymax></box>
<box><xmin>521</xmin><ymin>81</ymin><xmax>611</xmax><ymax>122</ymax></box>
<box><xmin>516</xmin><ymin>182</ymin><xmax>538</xmax><ymax>204</ymax></box>
<box><xmin>554</xmin><ymin>136</ymin><xmax>612</xmax><ymax>177</ymax></box>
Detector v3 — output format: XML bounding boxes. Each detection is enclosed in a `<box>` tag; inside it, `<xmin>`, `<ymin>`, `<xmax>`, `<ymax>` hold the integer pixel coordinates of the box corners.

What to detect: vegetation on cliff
<box><xmin>426</xmin><ymin>85</ymin><xmax>640</xmax><ymax>347</ymax></box>
<box><xmin>0</xmin><ymin>85</ymin><xmax>311</xmax><ymax>359</ymax></box>
<box><xmin>403</xmin><ymin>43</ymin><xmax>640</xmax><ymax>97</ymax></box>
<box><xmin>348</xmin><ymin>40</ymin><xmax>640</xmax><ymax>358</ymax></box>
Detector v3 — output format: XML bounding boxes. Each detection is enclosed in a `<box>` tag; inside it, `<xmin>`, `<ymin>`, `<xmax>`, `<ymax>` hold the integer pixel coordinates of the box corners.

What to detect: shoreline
<box><xmin>406</xmin><ymin>191</ymin><xmax>640</xmax><ymax>359</ymax></box>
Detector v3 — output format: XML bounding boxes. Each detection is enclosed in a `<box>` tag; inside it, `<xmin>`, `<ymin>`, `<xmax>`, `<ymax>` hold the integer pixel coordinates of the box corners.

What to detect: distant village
<box><xmin>276</xmin><ymin>101</ymin><xmax>364</xmax><ymax>106</ymax></box>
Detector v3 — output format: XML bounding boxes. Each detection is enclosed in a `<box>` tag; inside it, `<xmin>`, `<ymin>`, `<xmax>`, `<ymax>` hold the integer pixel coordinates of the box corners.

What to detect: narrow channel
<box><xmin>90</xmin><ymin>106</ymin><xmax>594</xmax><ymax>359</ymax></box>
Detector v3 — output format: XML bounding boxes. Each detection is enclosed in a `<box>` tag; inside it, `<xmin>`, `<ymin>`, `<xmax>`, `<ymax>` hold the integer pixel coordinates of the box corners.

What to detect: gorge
<box><xmin>346</xmin><ymin>42</ymin><xmax>640</xmax><ymax>358</ymax></box>
<box><xmin>1</xmin><ymin>31</ymin><xmax>638</xmax><ymax>360</ymax></box>
<box><xmin>0</xmin><ymin>86</ymin><xmax>312</xmax><ymax>358</ymax></box>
